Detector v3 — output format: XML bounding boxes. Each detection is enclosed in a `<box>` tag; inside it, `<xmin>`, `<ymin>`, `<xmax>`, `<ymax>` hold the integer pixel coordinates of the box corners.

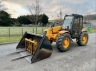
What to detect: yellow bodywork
<box><xmin>82</xmin><ymin>28</ymin><xmax>87</xmax><ymax>32</ymax></box>
<box><xmin>44</xmin><ymin>26</ymin><xmax>87</xmax><ymax>42</ymax></box>
<box><xmin>25</xmin><ymin>38</ymin><xmax>38</xmax><ymax>54</ymax></box>
<box><xmin>44</xmin><ymin>26</ymin><xmax>69</xmax><ymax>42</ymax></box>
<box><xmin>59</xmin><ymin>30</ymin><xmax>69</xmax><ymax>34</ymax></box>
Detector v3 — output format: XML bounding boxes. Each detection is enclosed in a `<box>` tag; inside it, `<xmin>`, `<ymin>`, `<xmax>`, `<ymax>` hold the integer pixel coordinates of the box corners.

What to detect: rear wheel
<box><xmin>56</xmin><ymin>33</ymin><xmax>71</xmax><ymax>52</ymax></box>
<box><xmin>77</xmin><ymin>32</ymin><xmax>88</xmax><ymax>46</ymax></box>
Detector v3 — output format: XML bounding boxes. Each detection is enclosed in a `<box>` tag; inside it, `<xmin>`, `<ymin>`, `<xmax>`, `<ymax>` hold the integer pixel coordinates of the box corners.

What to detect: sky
<box><xmin>1</xmin><ymin>0</ymin><xmax>96</xmax><ymax>20</ymax></box>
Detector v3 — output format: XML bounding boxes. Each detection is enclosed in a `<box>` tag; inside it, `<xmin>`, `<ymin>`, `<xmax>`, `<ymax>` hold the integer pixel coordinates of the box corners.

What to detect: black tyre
<box><xmin>77</xmin><ymin>32</ymin><xmax>88</xmax><ymax>46</ymax></box>
<box><xmin>56</xmin><ymin>33</ymin><xmax>71</xmax><ymax>52</ymax></box>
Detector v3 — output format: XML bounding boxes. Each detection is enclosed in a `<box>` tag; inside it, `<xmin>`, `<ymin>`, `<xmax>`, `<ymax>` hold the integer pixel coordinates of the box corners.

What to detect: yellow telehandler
<box><xmin>12</xmin><ymin>14</ymin><xmax>88</xmax><ymax>63</ymax></box>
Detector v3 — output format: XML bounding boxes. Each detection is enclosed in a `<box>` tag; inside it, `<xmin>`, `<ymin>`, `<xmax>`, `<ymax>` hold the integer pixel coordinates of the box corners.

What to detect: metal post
<box><xmin>42</xmin><ymin>28</ymin><xmax>43</xmax><ymax>33</ymax></box>
<box><xmin>9</xmin><ymin>28</ymin><xmax>10</xmax><ymax>37</ymax></box>
<box><xmin>35</xmin><ymin>15</ymin><xmax>37</xmax><ymax>34</ymax></box>
<box><xmin>33</xmin><ymin>28</ymin><xmax>34</xmax><ymax>33</ymax></box>
<box><xmin>22</xmin><ymin>28</ymin><xmax>23</xmax><ymax>36</ymax></box>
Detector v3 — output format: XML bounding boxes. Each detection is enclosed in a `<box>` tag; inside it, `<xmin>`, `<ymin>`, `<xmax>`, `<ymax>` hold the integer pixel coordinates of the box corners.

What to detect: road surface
<box><xmin>0</xmin><ymin>33</ymin><xmax>96</xmax><ymax>71</ymax></box>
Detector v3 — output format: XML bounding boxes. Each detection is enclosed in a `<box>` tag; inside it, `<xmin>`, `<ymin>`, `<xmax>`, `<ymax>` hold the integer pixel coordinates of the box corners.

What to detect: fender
<box><xmin>82</xmin><ymin>29</ymin><xmax>87</xmax><ymax>32</ymax></box>
<box><xmin>58</xmin><ymin>30</ymin><xmax>69</xmax><ymax>34</ymax></box>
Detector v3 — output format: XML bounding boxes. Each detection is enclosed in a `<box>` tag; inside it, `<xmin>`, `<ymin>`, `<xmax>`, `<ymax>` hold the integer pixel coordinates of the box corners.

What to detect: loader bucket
<box><xmin>16</xmin><ymin>32</ymin><xmax>52</xmax><ymax>63</ymax></box>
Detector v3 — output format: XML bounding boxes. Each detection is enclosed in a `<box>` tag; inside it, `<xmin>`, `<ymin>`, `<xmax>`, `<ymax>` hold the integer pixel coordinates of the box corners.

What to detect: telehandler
<box><xmin>12</xmin><ymin>14</ymin><xmax>88</xmax><ymax>63</ymax></box>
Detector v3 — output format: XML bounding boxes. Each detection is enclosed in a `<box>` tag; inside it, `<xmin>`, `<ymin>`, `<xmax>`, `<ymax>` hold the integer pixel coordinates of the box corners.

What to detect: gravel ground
<box><xmin>0</xmin><ymin>33</ymin><xmax>96</xmax><ymax>71</ymax></box>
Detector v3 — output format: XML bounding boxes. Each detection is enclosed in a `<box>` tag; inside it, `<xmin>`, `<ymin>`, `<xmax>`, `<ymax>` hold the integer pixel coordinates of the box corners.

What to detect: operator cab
<box><xmin>62</xmin><ymin>14</ymin><xmax>83</xmax><ymax>38</ymax></box>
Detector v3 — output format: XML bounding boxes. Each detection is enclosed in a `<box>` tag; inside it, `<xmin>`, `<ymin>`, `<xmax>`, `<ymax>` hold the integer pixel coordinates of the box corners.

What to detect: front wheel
<box><xmin>56</xmin><ymin>33</ymin><xmax>71</xmax><ymax>52</ymax></box>
<box><xmin>77</xmin><ymin>32</ymin><xmax>88</xmax><ymax>46</ymax></box>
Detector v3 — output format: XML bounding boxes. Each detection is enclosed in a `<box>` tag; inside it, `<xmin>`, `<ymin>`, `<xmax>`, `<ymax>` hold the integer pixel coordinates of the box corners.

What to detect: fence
<box><xmin>0</xmin><ymin>27</ymin><xmax>48</xmax><ymax>37</ymax></box>
<box><xmin>0</xmin><ymin>26</ymin><xmax>96</xmax><ymax>37</ymax></box>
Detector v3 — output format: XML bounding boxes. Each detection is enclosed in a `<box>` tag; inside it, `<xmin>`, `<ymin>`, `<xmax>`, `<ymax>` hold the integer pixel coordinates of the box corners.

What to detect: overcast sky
<box><xmin>1</xmin><ymin>0</ymin><xmax>96</xmax><ymax>20</ymax></box>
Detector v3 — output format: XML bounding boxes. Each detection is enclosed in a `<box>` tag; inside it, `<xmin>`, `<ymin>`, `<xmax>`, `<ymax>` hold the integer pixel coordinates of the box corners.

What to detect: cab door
<box><xmin>72</xmin><ymin>16</ymin><xmax>83</xmax><ymax>38</ymax></box>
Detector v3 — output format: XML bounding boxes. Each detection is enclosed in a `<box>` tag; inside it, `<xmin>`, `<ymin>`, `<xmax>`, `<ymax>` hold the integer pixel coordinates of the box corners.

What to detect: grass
<box><xmin>0</xmin><ymin>36</ymin><xmax>22</xmax><ymax>44</ymax></box>
<box><xmin>0</xmin><ymin>26</ymin><xmax>49</xmax><ymax>44</ymax></box>
<box><xmin>0</xmin><ymin>26</ymin><xmax>49</xmax><ymax>36</ymax></box>
<box><xmin>0</xmin><ymin>27</ymin><xmax>96</xmax><ymax>44</ymax></box>
<box><xmin>87</xmin><ymin>28</ymin><xmax>96</xmax><ymax>33</ymax></box>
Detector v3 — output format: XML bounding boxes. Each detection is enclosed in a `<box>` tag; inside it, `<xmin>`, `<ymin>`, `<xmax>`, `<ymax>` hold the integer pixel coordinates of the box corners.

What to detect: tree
<box><xmin>10</xmin><ymin>18</ymin><xmax>18</xmax><ymax>26</ymax></box>
<box><xmin>27</xmin><ymin>15</ymin><xmax>36</xmax><ymax>24</ymax></box>
<box><xmin>53</xmin><ymin>7</ymin><xmax>63</xmax><ymax>24</ymax></box>
<box><xmin>17</xmin><ymin>14</ymin><xmax>49</xmax><ymax>26</ymax></box>
<box><xmin>0</xmin><ymin>10</ymin><xmax>12</xmax><ymax>26</ymax></box>
<box><xmin>26</xmin><ymin>0</ymin><xmax>42</xmax><ymax>33</ymax></box>
<box><xmin>17</xmin><ymin>15</ymin><xmax>31</xmax><ymax>25</ymax></box>
<box><xmin>41</xmin><ymin>14</ymin><xmax>48</xmax><ymax>26</ymax></box>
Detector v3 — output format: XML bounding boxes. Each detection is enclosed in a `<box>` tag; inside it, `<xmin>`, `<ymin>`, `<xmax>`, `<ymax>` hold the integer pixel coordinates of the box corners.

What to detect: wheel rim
<box><xmin>63</xmin><ymin>37</ymin><xmax>70</xmax><ymax>48</ymax></box>
<box><xmin>82</xmin><ymin>34</ymin><xmax>87</xmax><ymax>43</ymax></box>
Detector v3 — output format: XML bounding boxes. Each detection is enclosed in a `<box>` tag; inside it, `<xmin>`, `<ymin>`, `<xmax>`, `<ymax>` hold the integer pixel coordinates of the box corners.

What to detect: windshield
<box><xmin>62</xmin><ymin>16</ymin><xmax>73</xmax><ymax>29</ymax></box>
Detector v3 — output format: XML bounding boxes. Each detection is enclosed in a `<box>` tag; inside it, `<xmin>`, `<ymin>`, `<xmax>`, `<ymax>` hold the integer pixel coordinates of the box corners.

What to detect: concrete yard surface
<box><xmin>0</xmin><ymin>33</ymin><xmax>96</xmax><ymax>71</ymax></box>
